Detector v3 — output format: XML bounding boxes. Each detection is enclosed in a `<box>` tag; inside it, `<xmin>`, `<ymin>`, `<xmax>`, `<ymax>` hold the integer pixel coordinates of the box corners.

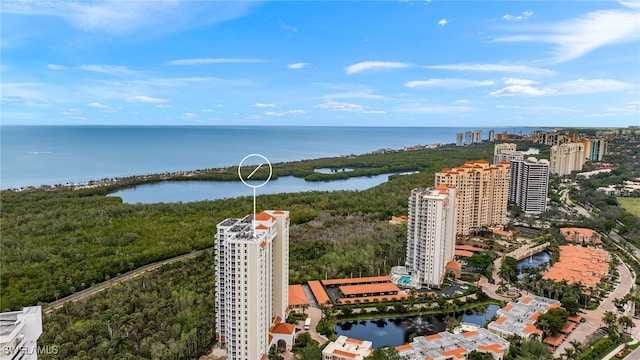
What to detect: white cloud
<box><xmin>281</xmin><ymin>23</ymin><xmax>298</xmax><ymax>32</ymax></box>
<box><xmin>405</xmin><ymin>78</ymin><xmax>494</xmax><ymax>88</ymax></box>
<box><xmin>503</xmin><ymin>11</ymin><xmax>534</xmax><ymax>21</ymax></box>
<box><xmin>494</xmin><ymin>9</ymin><xmax>640</xmax><ymax>62</ymax></box>
<box><xmin>87</xmin><ymin>102</ymin><xmax>109</xmax><ymax>109</ymax></box>
<box><xmin>619</xmin><ymin>0</ymin><xmax>640</xmax><ymax>9</ymax></box>
<box><xmin>425</xmin><ymin>63</ymin><xmax>555</xmax><ymax>75</ymax></box>
<box><xmin>127</xmin><ymin>95</ymin><xmax>168</xmax><ymax>103</ymax></box>
<box><xmin>323</xmin><ymin>91</ymin><xmax>384</xmax><ymax>99</ymax></box>
<box><xmin>490</xmin><ymin>77</ymin><xmax>631</xmax><ymax>96</ymax></box>
<box><xmin>87</xmin><ymin>102</ymin><xmax>119</xmax><ymax>112</ymax></box>
<box><xmin>181</xmin><ymin>112</ymin><xmax>198</xmax><ymax>119</ymax></box>
<box><xmin>265</xmin><ymin>110</ymin><xmax>306</xmax><ymax>116</ymax></box>
<box><xmin>202</xmin><ymin>109</ymin><xmax>214</xmax><ymax>112</ymax></box>
<box><xmin>288</xmin><ymin>62</ymin><xmax>309</xmax><ymax>69</ymax></box>
<box><xmin>253</xmin><ymin>103</ymin><xmax>277</xmax><ymax>108</ymax></box>
<box><xmin>80</xmin><ymin>65</ymin><xmax>133</xmax><ymax>75</ymax></box>
<box><xmin>558</xmin><ymin>79</ymin><xmax>632</xmax><ymax>94</ymax></box>
<box><xmin>0</xmin><ymin>1</ymin><xmax>259</xmax><ymax>35</ymax></box>
<box><xmin>314</xmin><ymin>101</ymin><xmax>384</xmax><ymax>114</ymax></box>
<box><xmin>315</xmin><ymin>101</ymin><xmax>364</xmax><ymax>112</ymax></box>
<box><xmin>346</xmin><ymin>61</ymin><xmax>411</xmax><ymax>74</ymax></box>
<box><xmin>46</xmin><ymin>64</ymin><xmax>65</xmax><ymax>70</ymax></box>
<box><xmin>503</xmin><ymin>78</ymin><xmax>535</xmax><ymax>86</ymax></box>
<box><xmin>438</xmin><ymin>18</ymin><xmax>448</xmax><ymax>26</ymax></box>
<box><xmin>490</xmin><ymin>78</ymin><xmax>555</xmax><ymax>96</ymax></box>
<box><xmin>395</xmin><ymin>105</ymin><xmax>475</xmax><ymax>114</ymax></box>
<box><xmin>168</xmin><ymin>58</ymin><xmax>266</xmax><ymax>65</ymax></box>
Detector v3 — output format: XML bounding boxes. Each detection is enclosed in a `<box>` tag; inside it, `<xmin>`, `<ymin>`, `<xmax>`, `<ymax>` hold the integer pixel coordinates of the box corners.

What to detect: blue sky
<box><xmin>1</xmin><ymin>1</ymin><xmax>639</xmax><ymax>127</ymax></box>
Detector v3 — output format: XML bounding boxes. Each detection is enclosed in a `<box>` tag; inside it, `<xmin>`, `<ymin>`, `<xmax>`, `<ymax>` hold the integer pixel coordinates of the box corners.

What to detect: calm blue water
<box><xmin>111</xmin><ymin>174</ymin><xmax>394</xmax><ymax>204</ymax></box>
<box><xmin>517</xmin><ymin>251</ymin><xmax>551</xmax><ymax>272</ymax></box>
<box><xmin>334</xmin><ymin>304</ymin><xmax>500</xmax><ymax>348</ymax></box>
<box><xmin>0</xmin><ymin>126</ymin><xmax>545</xmax><ymax>189</ymax></box>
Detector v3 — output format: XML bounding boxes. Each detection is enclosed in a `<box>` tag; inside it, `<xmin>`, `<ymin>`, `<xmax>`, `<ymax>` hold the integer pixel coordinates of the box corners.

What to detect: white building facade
<box><xmin>0</xmin><ymin>306</ymin><xmax>43</xmax><ymax>360</ymax></box>
<box><xmin>509</xmin><ymin>158</ymin><xmax>549</xmax><ymax>214</ymax></box>
<box><xmin>215</xmin><ymin>210</ymin><xmax>290</xmax><ymax>360</ymax></box>
<box><xmin>406</xmin><ymin>186</ymin><xmax>457</xmax><ymax>287</ymax></box>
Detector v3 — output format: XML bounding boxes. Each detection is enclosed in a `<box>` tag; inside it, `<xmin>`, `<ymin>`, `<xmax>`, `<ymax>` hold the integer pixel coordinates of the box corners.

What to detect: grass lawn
<box><xmin>618</xmin><ymin>197</ymin><xmax>640</xmax><ymax>217</ymax></box>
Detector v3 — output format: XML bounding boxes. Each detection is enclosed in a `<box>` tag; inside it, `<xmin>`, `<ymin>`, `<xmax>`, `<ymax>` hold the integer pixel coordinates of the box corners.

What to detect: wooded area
<box><xmin>1</xmin><ymin>143</ymin><xmax>494</xmax><ymax>311</ymax></box>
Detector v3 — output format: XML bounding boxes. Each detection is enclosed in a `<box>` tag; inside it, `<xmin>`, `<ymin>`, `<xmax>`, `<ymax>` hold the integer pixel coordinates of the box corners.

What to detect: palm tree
<box><xmin>602</xmin><ymin>311</ymin><xmax>619</xmax><ymax>335</ymax></box>
<box><xmin>568</xmin><ymin>339</ymin><xmax>582</xmax><ymax>355</ymax></box>
<box><xmin>563</xmin><ymin>347</ymin><xmax>576</xmax><ymax>360</ymax></box>
<box><xmin>619</xmin><ymin>315</ymin><xmax>635</xmax><ymax>335</ymax></box>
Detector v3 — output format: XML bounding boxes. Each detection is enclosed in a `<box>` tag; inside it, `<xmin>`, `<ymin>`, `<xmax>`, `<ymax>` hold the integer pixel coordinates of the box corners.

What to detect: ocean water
<box><xmin>1</xmin><ymin>126</ymin><xmax>542</xmax><ymax>189</ymax></box>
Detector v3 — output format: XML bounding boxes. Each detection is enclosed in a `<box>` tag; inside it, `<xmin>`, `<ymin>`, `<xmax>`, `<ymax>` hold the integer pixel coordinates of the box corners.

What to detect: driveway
<box><xmin>553</xmin><ymin>261</ymin><xmax>640</xmax><ymax>357</ymax></box>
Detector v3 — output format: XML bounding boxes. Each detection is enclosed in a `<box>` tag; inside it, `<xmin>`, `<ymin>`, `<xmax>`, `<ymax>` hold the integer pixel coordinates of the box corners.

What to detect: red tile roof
<box><xmin>442</xmin><ymin>347</ymin><xmax>466</xmax><ymax>359</ymax></box>
<box><xmin>308</xmin><ymin>280</ymin><xmax>331</xmax><ymax>306</ymax></box>
<box><xmin>321</xmin><ymin>276</ymin><xmax>392</xmax><ymax>286</ymax></box>
<box><xmin>270</xmin><ymin>323</ymin><xmax>295</xmax><ymax>335</ymax></box>
<box><xmin>255</xmin><ymin>211</ymin><xmax>275</xmax><ymax>221</ymax></box>
<box><xmin>543</xmin><ymin>333</ymin><xmax>565</xmax><ymax>347</ymax></box>
<box><xmin>339</xmin><ymin>283</ymin><xmax>400</xmax><ymax>296</ymax></box>
<box><xmin>478</xmin><ymin>343</ymin><xmax>504</xmax><ymax>354</ymax></box>
<box><xmin>395</xmin><ymin>344</ymin><xmax>413</xmax><ymax>351</ymax></box>
<box><xmin>288</xmin><ymin>284</ymin><xmax>309</xmax><ymax>306</ymax></box>
<box><xmin>332</xmin><ymin>349</ymin><xmax>357</xmax><ymax>358</ymax></box>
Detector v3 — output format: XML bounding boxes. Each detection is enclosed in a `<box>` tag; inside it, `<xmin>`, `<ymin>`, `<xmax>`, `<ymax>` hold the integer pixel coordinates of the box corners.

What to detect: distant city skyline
<box><xmin>1</xmin><ymin>1</ymin><xmax>639</xmax><ymax>126</ymax></box>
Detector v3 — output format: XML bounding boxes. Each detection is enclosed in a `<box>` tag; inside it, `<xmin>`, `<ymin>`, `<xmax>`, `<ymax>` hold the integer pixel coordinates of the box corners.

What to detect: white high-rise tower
<box><xmin>215</xmin><ymin>210</ymin><xmax>290</xmax><ymax>360</ymax></box>
<box><xmin>405</xmin><ymin>186</ymin><xmax>457</xmax><ymax>287</ymax></box>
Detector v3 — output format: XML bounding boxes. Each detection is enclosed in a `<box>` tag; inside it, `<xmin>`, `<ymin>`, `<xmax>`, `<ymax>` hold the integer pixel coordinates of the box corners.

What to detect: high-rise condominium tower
<box><xmin>406</xmin><ymin>186</ymin><xmax>457</xmax><ymax>287</ymax></box>
<box><xmin>549</xmin><ymin>143</ymin><xmax>585</xmax><ymax>176</ymax></box>
<box><xmin>435</xmin><ymin>160</ymin><xmax>510</xmax><ymax>237</ymax></box>
<box><xmin>509</xmin><ymin>158</ymin><xmax>549</xmax><ymax>214</ymax></box>
<box><xmin>215</xmin><ymin>210</ymin><xmax>289</xmax><ymax>360</ymax></box>
<box><xmin>493</xmin><ymin>143</ymin><xmax>523</xmax><ymax>165</ymax></box>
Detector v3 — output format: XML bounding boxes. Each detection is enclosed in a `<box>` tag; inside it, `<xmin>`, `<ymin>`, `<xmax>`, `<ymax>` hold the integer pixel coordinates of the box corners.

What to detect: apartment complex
<box><xmin>488</xmin><ymin>295</ymin><xmax>560</xmax><ymax>340</ymax></box>
<box><xmin>581</xmin><ymin>138</ymin><xmax>608</xmax><ymax>161</ymax></box>
<box><xmin>493</xmin><ymin>143</ymin><xmax>523</xmax><ymax>165</ymax></box>
<box><xmin>396</xmin><ymin>328</ymin><xmax>510</xmax><ymax>360</ymax></box>
<box><xmin>456</xmin><ymin>130</ymin><xmax>482</xmax><ymax>146</ymax></box>
<box><xmin>215</xmin><ymin>210</ymin><xmax>291</xmax><ymax>360</ymax></box>
<box><xmin>322</xmin><ymin>336</ymin><xmax>373</xmax><ymax>360</ymax></box>
<box><xmin>508</xmin><ymin>157</ymin><xmax>549</xmax><ymax>214</ymax></box>
<box><xmin>549</xmin><ymin>142</ymin><xmax>586</xmax><ymax>176</ymax></box>
<box><xmin>0</xmin><ymin>306</ymin><xmax>42</xmax><ymax>360</ymax></box>
<box><xmin>406</xmin><ymin>186</ymin><xmax>457</xmax><ymax>287</ymax></box>
<box><xmin>435</xmin><ymin>160</ymin><xmax>510</xmax><ymax>237</ymax></box>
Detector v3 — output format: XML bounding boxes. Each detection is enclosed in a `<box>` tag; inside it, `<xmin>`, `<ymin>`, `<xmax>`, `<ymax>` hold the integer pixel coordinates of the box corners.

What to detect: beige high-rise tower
<box><xmin>549</xmin><ymin>142</ymin><xmax>585</xmax><ymax>176</ymax></box>
<box><xmin>215</xmin><ymin>210</ymin><xmax>290</xmax><ymax>360</ymax></box>
<box><xmin>435</xmin><ymin>160</ymin><xmax>510</xmax><ymax>237</ymax></box>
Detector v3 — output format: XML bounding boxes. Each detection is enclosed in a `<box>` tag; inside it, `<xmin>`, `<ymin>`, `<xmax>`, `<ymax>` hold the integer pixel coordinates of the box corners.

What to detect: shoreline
<box><xmin>3</xmin><ymin>142</ymin><xmax>447</xmax><ymax>192</ymax></box>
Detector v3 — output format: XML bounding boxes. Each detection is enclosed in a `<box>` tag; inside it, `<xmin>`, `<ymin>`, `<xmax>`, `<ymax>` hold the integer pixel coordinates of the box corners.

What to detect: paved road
<box><xmin>44</xmin><ymin>249</ymin><xmax>207</xmax><ymax>314</ymax></box>
<box><xmin>553</xmin><ymin>261</ymin><xmax>640</xmax><ymax>357</ymax></box>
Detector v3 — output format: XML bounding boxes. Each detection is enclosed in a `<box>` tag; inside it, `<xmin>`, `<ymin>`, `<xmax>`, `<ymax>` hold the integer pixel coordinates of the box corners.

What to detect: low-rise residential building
<box><xmin>488</xmin><ymin>295</ymin><xmax>560</xmax><ymax>340</ymax></box>
<box><xmin>560</xmin><ymin>227</ymin><xmax>602</xmax><ymax>245</ymax></box>
<box><xmin>0</xmin><ymin>306</ymin><xmax>43</xmax><ymax>360</ymax></box>
<box><xmin>543</xmin><ymin>246</ymin><xmax>610</xmax><ymax>289</ymax></box>
<box><xmin>395</xmin><ymin>328</ymin><xmax>510</xmax><ymax>360</ymax></box>
<box><xmin>322</xmin><ymin>336</ymin><xmax>373</xmax><ymax>360</ymax></box>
